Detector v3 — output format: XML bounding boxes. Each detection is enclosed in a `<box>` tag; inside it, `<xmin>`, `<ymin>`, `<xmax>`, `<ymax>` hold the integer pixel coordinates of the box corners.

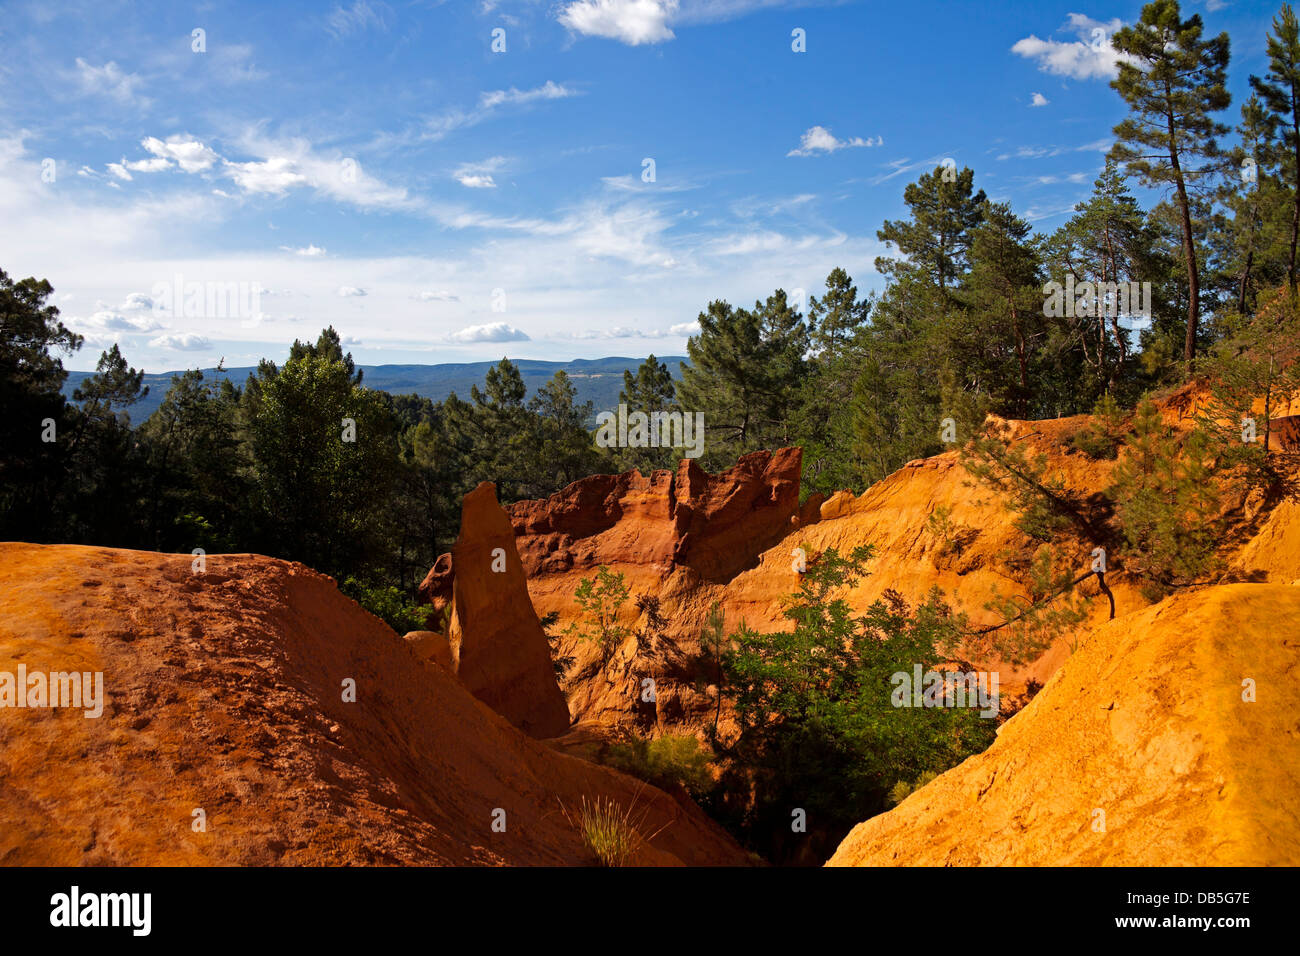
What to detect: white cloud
<box><xmin>78</xmin><ymin>309</ymin><xmax>165</xmax><ymax>333</ymax></box>
<box><xmin>120</xmin><ymin>293</ymin><xmax>154</xmax><ymax>311</ymax></box>
<box><xmin>73</xmin><ymin>59</ymin><xmax>143</xmax><ymax>103</ymax></box>
<box><xmin>415</xmin><ymin>290</ymin><xmax>459</xmax><ymax>301</ymax></box>
<box><xmin>124</xmin><ymin>157</ymin><xmax>171</xmax><ymax>172</ymax></box>
<box><xmin>1011</xmin><ymin>15</ymin><xmax>1135</xmax><ymax>81</ymax></box>
<box><xmin>1030</xmin><ymin>92</ymin><xmax>1049</xmax><ymax>107</ymax></box>
<box><xmin>447</xmin><ymin>322</ymin><xmax>529</xmax><ymax>343</ymax></box>
<box><xmin>282</xmin><ymin>244</ymin><xmax>327</xmax><ymax>257</ymax></box>
<box><xmin>788</xmin><ymin>126</ymin><xmax>881</xmax><ymax>157</ymax></box>
<box><xmin>141</xmin><ymin>136</ymin><xmax>219</xmax><ymax>173</ymax></box>
<box><xmin>225</xmin><ymin>156</ymin><xmax>309</xmax><ymax>194</ymax></box>
<box><xmin>337</xmin><ymin>286</ymin><xmax>368</xmax><ymax>297</ymax></box>
<box><xmin>411</xmin><ymin>82</ymin><xmax>581</xmax><ymax>144</ymax></box>
<box><xmin>150</xmin><ymin>333</ymin><xmax>211</xmax><ymax>351</ymax></box>
<box><xmin>558</xmin><ymin>0</ymin><xmax>678</xmax><ymax>45</ymax></box>
<box><xmin>454</xmin><ymin>156</ymin><xmax>507</xmax><ymax>189</ymax></box>
<box><xmin>106</xmin><ymin>162</ymin><xmax>133</xmax><ymax>181</ymax></box>
<box><xmin>669</xmin><ymin>321</ymin><xmax>698</xmax><ymax>336</ymax></box>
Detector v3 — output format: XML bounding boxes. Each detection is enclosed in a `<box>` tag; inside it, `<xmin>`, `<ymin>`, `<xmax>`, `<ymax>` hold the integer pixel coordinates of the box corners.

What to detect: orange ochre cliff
<box><xmin>3</xmin><ymin>380</ymin><xmax>1298</xmax><ymax>866</ymax></box>
<box><xmin>418</xmin><ymin>381</ymin><xmax>1300</xmax><ymax>866</ymax></box>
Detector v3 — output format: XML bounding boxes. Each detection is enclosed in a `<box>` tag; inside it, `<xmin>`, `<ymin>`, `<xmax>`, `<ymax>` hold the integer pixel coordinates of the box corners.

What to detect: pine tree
<box><xmin>676</xmin><ymin>292</ymin><xmax>808</xmax><ymax>467</ymax></box>
<box><xmin>876</xmin><ymin>165</ymin><xmax>986</xmax><ymax>293</ymax></box>
<box><xmin>1215</xmin><ymin>94</ymin><xmax>1284</xmax><ymax>314</ymax></box>
<box><xmin>1109</xmin><ymin>0</ymin><xmax>1231</xmax><ymax>370</ymax></box>
<box><xmin>1108</xmin><ymin>399</ymin><xmax>1222</xmax><ymax>598</ymax></box>
<box><xmin>1045</xmin><ymin>160</ymin><xmax>1150</xmax><ymax>390</ymax></box>
<box><xmin>800</xmin><ymin>269</ymin><xmax>872</xmax><ymax>493</ymax></box>
<box><xmin>1251</xmin><ymin>3</ymin><xmax>1300</xmax><ymax>291</ymax></box>
<box><xmin>617</xmin><ymin>354</ymin><xmax>679</xmax><ymax>472</ymax></box>
<box><xmin>958</xmin><ymin>200</ymin><xmax>1044</xmax><ymax>416</ymax></box>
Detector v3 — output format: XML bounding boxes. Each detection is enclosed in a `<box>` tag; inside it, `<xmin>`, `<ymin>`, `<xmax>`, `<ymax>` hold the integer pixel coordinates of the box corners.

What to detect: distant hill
<box><xmin>62</xmin><ymin>356</ymin><xmax>691</xmax><ymax>426</ymax></box>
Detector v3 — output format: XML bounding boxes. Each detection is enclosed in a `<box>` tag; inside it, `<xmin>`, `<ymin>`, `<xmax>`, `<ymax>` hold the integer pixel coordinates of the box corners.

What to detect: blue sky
<box><xmin>0</xmin><ymin>0</ymin><xmax>1279</xmax><ymax>371</ymax></box>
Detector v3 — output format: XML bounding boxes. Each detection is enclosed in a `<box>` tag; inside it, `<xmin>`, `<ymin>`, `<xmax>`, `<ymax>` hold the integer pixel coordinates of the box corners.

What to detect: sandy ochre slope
<box><xmin>827</xmin><ymin>582</ymin><xmax>1300</xmax><ymax>866</ymax></box>
<box><xmin>0</xmin><ymin>543</ymin><xmax>749</xmax><ymax>866</ymax></box>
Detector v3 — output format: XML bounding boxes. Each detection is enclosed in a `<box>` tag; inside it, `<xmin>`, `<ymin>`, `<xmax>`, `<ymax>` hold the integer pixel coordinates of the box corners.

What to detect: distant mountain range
<box><xmin>62</xmin><ymin>356</ymin><xmax>691</xmax><ymax>426</ymax></box>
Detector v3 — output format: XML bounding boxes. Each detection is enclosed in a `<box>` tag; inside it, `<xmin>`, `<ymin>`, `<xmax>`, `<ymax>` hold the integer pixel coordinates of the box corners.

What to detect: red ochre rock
<box><xmin>438</xmin><ymin>482</ymin><xmax>571</xmax><ymax>739</ymax></box>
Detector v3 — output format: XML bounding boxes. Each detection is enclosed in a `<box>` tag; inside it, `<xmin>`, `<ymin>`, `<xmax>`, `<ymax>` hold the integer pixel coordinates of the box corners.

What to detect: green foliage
<box><xmin>1109</xmin><ymin>0</ymin><xmax>1232</xmax><ymax>368</ymax></box>
<box><xmin>341</xmin><ymin>577</ymin><xmax>430</xmax><ymax>634</ymax></box>
<box><xmin>925</xmin><ymin>503</ymin><xmax>976</xmax><ymax>561</ymax></box>
<box><xmin>961</xmin><ymin>420</ymin><xmax>1077</xmax><ymax>541</ymax></box>
<box><xmin>617</xmin><ymin>355</ymin><xmax>679</xmax><ymax>473</ymax></box>
<box><xmin>1043</xmin><ymin>160</ymin><xmax>1153</xmax><ymax>397</ymax></box>
<box><xmin>605</xmin><ymin>734</ymin><xmax>714</xmax><ymax>796</ymax></box>
<box><xmin>564</xmin><ymin>566</ymin><xmax>632</xmax><ymax>669</ymax></box>
<box><xmin>1070</xmin><ymin>393</ymin><xmax>1128</xmax><ymax>460</ymax></box>
<box><xmin>1197</xmin><ymin>293</ymin><xmax>1300</xmax><ymax>492</ymax></box>
<box><xmin>1109</xmin><ymin>399</ymin><xmax>1223</xmax><ymax>599</ymax></box>
<box><xmin>245</xmin><ymin>348</ymin><xmax>401</xmax><ymax>577</ymax></box>
<box><xmin>718</xmin><ymin>546</ymin><xmax>995</xmax><ymax>860</ymax></box>
<box><xmin>675</xmin><ymin>290</ymin><xmax>808</xmax><ymax>470</ymax></box>
<box><xmin>974</xmin><ymin>546</ymin><xmax>1092</xmax><ymax>666</ymax></box>
<box><xmin>886</xmin><ymin>770</ymin><xmax>939</xmax><ymax>808</ymax></box>
<box><xmin>1250</xmin><ymin>3</ymin><xmax>1300</xmax><ymax>290</ymax></box>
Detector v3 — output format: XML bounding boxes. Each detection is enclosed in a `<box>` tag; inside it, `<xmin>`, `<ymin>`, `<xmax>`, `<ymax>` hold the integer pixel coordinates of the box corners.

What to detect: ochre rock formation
<box><xmin>496</xmin><ymin>426</ymin><xmax>1134</xmax><ymax>733</ymax></box>
<box><xmin>426</xmin><ymin>396</ymin><xmax>1300</xmax><ymax>753</ymax></box>
<box><xmin>506</xmin><ymin>447</ymin><xmax>803</xmax><ymax>583</ymax></box>
<box><xmin>0</xmin><ymin>543</ymin><xmax>749</xmax><ymax>866</ymax></box>
<box><xmin>437</xmin><ymin>482</ymin><xmax>570</xmax><ymax>739</ymax></box>
<box><xmin>827</xmin><ymin>583</ymin><xmax>1300</xmax><ymax>866</ymax></box>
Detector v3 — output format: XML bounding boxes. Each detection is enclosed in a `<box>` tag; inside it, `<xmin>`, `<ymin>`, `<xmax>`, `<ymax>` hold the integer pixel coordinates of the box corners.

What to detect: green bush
<box><xmin>1070</xmin><ymin>393</ymin><xmax>1126</xmax><ymax>460</ymax></box>
<box><xmin>886</xmin><ymin>770</ymin><xmax>940</xmax><ymax>807</ymax></box>
<box><xmin>605</xmin><ymin>734</ymin><xmax>714</xmax><ymax>795</ymax></box>
<box><xmin>718</xmin><ymin>545</ymin><xmax>997</xmax><ymax>861</ymax></box>
<box><xmin>341</xmin><ymin>577</ymin><xmax>430</xmax><ymax>633</ymax></box>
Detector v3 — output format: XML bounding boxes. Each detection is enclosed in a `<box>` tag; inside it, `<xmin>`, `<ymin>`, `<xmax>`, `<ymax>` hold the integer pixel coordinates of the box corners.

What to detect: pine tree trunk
<box><xmin>1291</xmin><ymin>85</ymin><xmax>1300</xmax><ymax>292</ymax></box>
<box><xmin>1168</xmin><ymin>121</ymin><xmax>1199</xmax><ymax>371</ymax></box>
<box><xmin>1238</xmin><ymin>247</ymin><xmax>1254</xmax><ymax>315</ymax></box>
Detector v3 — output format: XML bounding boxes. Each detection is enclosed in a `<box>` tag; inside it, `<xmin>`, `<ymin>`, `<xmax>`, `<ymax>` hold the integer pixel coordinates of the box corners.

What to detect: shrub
<box><xmin>961</xmin><ymin>420</ymin><xmax>1077</xmax><ymax>541</ymax></box>
<box><xmin>1108</xmin><ymin>399</ymin><xmax>1222</xmax><ymax>599</ymax></box>
<box><xmin>886</xmin><ymin>769</ymin><xmax>940</xmax><ymax>807</ymax></box>
<box><xmin>605</xmin><ymin>734</ymin><xmax>714</xmax><ymax>796</ymax></box>
<box><xmin>1070</xmin><ymin>393</ymin><xmax>1126</xmax><ymax>460</ymax></box>
<box><xmin>341</xmin><ymin>577</ymin><xmax>429</xmax><ymax>633</ymax></box>
<box><xmin>718</xmin><ymin>545</ymin><xmax>997</xmax><ymax>861</ymax></box>
<box><xmin>564</xmin><ymin>565</ymin><xmax>631</xmax><ymax>670</ymax></box>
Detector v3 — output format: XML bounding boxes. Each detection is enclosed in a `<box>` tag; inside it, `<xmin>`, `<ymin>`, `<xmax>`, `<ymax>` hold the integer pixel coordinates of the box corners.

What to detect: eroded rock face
<box><xmin>440</xmin><ymin>483</ymin><xmax>571</xmax><ymax>739</ymax></box>
<box><xmin>507</xmin><ymin>447</ymin><xmax>803</xmax><ymax>583</ymax></box>
<box><xmin>826</xmin><ymin>583</ymin><xmax>1300</xmax><ymax>866</ymax></box>
<box><xmin>0</xmin><ymin>543</ymin><xmax>750</xmax><ymax>865</ymax></box>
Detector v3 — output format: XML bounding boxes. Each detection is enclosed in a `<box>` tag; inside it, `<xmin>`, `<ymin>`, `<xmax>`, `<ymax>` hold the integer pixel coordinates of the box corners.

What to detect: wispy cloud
<box><xmin>73</xmin><ymin>58</ymin><xmax>145</xmax><ymax>104</ymax></box>
<box><xmin>324</xmin><ymin>0</ymin><xmax>393</xmax><ymax>39</ymax></box>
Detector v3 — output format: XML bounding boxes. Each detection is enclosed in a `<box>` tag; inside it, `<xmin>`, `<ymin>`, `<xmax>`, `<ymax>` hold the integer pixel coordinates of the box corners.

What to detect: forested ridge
<box><xmin>4</xmin><ymin>0</ymin><xmax>1300</xmax><ymax>631</ymax></box>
